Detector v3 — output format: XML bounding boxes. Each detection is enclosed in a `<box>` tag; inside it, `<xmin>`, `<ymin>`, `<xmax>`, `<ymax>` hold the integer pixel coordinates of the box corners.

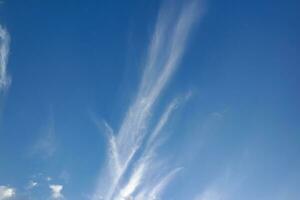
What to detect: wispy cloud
<box><xmin>93</xmin><ymin>1</ymin><xmax>204</xmax><ymax>199</ymax></box>
<box><xmin>0</xmin><ymin>25</ymin><xmax>10</xmax><ymax>92</ymax></box>
<box><xmin>31</xmin><ymin>112</ymin><xmax>57</xmax><ymax>159</ymax></box>
<box><xmin>0</xmin><ymin>186</ymin><xmax>16</xmax><ymax>200</ymax></box>
<box><xmin>26</xmin><ymin>180</ymin><xmax>38</xmax><ymax>190</ymax></box>
<box><xmin>193</xmin><ymin>179</ymin><xmax>230</xmax><ymax>200</ymax></box>
<box><xmin>49</xmin><ymin>184</ymin><xmax>64</xmax><ymax>200</ymax></box>
<box><xmin>193</xmin><ymin>163</ymin><xmax>247</xmax><ymax>200</ymax></box>
<box><xmin>194</xmin><ymin>189</ymin><xmax>225</xmax><ymax>200</ymax></box>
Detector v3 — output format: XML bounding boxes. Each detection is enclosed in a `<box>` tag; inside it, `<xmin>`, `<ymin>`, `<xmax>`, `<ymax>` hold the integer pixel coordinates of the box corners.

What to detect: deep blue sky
<box><xmin>0</xmin><ymin>0</ymin><xmax>300</xmax><ymax>199</ymax></box>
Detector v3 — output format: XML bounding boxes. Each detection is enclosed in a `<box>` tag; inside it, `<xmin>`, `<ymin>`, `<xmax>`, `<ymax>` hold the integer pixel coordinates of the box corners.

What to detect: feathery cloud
<box><xmin>93</xmin><ymin>1</ymin><xmax>204</xmax><ymax>199</ymax></box>
<box><xmin>0</xmin><ymin>25</ymin><xmax>10</xmax><ymax>91</ymax></box>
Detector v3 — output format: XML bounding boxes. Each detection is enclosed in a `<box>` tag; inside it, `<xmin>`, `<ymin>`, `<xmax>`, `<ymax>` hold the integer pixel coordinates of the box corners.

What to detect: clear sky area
<box><xmin>0</xmin><ymin>0</ymin><xmax>299</xmax><ymax>199</ymax></box>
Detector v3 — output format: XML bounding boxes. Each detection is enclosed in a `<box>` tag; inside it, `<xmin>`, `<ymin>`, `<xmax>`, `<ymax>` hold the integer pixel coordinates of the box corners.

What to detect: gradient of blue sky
<box><xmin>0</xmin><ymin>0</ymin><xmax>300</xmax><ymax>199</ymax></box>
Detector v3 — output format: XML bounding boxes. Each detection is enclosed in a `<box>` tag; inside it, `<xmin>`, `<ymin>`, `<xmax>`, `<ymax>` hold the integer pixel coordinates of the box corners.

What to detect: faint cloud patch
<box><xmin>30</xmin><ymin>113</ymin><xmax>58</xmax><ymax>159</ymax></box>
<box><xmin>26</xmin><ymin>180</ymin><xmax>38</xmax><ymax>190</ymax></box>
<box><xmin>46</xmin><ymin>176</ymin><xmax>53</xmax><ymax>182</ymax></box>
<box><xmin>210</xmin><ymin>111</ymin><xmax>224</xmax><ymax>119</ymax></box>
<box><xmin>193</xmin><ymin>162</ymin><xmax>247</xmax><ymax>200</ymax></box>
<box><xmin>193</xmin><ymin>181</ymin><xmax>229</xmax><ymax>200</ymax></box>
<box><xmin>59</xmin><ymin>170</ymin><xmax>71</xmax><ymax>184</ymax></box>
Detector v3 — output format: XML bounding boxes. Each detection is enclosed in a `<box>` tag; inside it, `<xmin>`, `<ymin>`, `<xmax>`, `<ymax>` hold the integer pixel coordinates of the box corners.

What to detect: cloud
<box><xmin>192</xmin><ymin>164</ymin><xmax>247</xmax><ymax>200</ymax></box>
<box><xmin>0</xmin><ymin>186</ymin><xmax>16</xmax><ymax>200</ymax></box>
<box><xmin>92</xmin><ymin>1</ymin><xmax>204</xmax><ymax>199</ymax></box>
<box><xmin>49</xmin><ymin>185</ymin><xmax>64</xmax><ymax>199</ymax></box>
<box><xmin>59</xmin><ymin>170</ymin><xmax>71</xmax><ymax>184</ymax></box>
<box><xmin>27</xmin><ymin>180</ymin><xmax>38</xmax><ymax>190</ymax></box>
<box><xmin>141</xmin><ymin>167</ymin><xmax>183</xmax><ymax>200</ymax></box>
<box><xmin>192</xmin><ymin>177</ymin><xmax>232</xmax><ymax>200</ymax></box>
<box><xmin>194</xmin><ymin>190</ymin><xmax>224</xmax><ymax>200</ymax></box>
<box><xmin>31</xmin><ymin>113</ymin><xmax>57</xmax><ymax>159</ymax></box>
<box><xmin>0</xmin><ymin>25</ymin><xmax>11</xmax><ymax>91</ymax></box>
<box><xmin>46</xmin><ymin>177</ymin><xmax>53</xmax><ymax>182</ymax></box>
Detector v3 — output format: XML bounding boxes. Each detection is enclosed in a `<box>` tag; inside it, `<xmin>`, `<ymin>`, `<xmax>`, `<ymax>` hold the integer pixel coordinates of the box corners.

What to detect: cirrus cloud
<box><xmin>92</xmin><ymin>1</ymin><xmax>205</xmax><ymax>199</ymax></box>
<box><xmin>0</xmin><ymin>25</ymin><xmax>10</xmax><ymax>91</ymax></box>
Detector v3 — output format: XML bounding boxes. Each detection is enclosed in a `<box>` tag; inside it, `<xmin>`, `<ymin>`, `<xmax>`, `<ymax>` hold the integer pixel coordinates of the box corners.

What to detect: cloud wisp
<box><xmin>93</xmin><ymin>1</ymin><xmax>203</xmax><ymax>200</ymax></box>
<box><xmin>26</xmin><ymin>180</ymin><xmax>38</xmax><ymax>190</ymax></box>
<box><xmin>0</xmin><ymin>25</ymin><xmax>10</xmax><ymax>92</ymax></box>
<box><xmin>31</xmin><ymin>112</ymin><xmax>57</xmax><ymax>159</ymax></box>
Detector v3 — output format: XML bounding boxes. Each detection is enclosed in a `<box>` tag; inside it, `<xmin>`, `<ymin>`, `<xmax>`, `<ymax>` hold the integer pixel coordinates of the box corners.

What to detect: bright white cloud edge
<box><xmin>50</xmin><ymin>184</ymin><xmax>64</xmax><ymax>199</ymax></box>
<box><xmin>0</xmin><ymin>186</ymin><xmax>16</xmax><ymax>200</ymax></box>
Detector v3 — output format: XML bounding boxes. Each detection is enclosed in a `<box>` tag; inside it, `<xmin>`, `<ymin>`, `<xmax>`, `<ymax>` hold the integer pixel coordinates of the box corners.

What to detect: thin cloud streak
<box><xmin>146</xmin><ymin>167</ymin><xmax>183</xmax><ymax>200</ymax></box>
<box><xmin>93</xmin><ymin>1</ymin><xmax>203</xmax><ymax>200</ymax></box>
<box><xmin>0</xmin><ymin>25</ymin><xmax>10</xmax><ymax>91</ymax></box>
<box><xmin>117</xmin><ymin>95</ymin><xmax>191</xmax><ymax>200</ymax></box>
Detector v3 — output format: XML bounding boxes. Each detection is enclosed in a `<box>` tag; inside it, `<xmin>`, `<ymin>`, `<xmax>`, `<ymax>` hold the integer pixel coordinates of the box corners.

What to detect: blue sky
<box><xmin>0</xmin><ymin>0</ymin><xmax>300</xmax><ymax>199</ymax></box>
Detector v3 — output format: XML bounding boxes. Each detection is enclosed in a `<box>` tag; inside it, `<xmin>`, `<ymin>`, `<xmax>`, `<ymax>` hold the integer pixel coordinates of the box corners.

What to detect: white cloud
<box><xmin>0</xmin><ymin>25</ymin><xmax>11</xmax><ymax>91</ymax></box>
<box><xmin>0</xmin><ymin>186</ymin><xmax>16</xmax><ymax>200</ymax></box>
<box><xmin>93</xmin><ymin>1</ymin><xmax>205</xmax><ymax>200</ymax></box>
<box><xmin>49</xmin><ymin>184</ymin><xmax>64</xmax><ymax>199</ymax></box>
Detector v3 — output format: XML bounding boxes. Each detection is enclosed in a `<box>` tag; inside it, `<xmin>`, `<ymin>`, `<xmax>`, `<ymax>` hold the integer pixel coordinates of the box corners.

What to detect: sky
<box><xmin>0</xmin><ymin>0</ymin><xmax>300</xmax><ymax>199</ymax></box>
